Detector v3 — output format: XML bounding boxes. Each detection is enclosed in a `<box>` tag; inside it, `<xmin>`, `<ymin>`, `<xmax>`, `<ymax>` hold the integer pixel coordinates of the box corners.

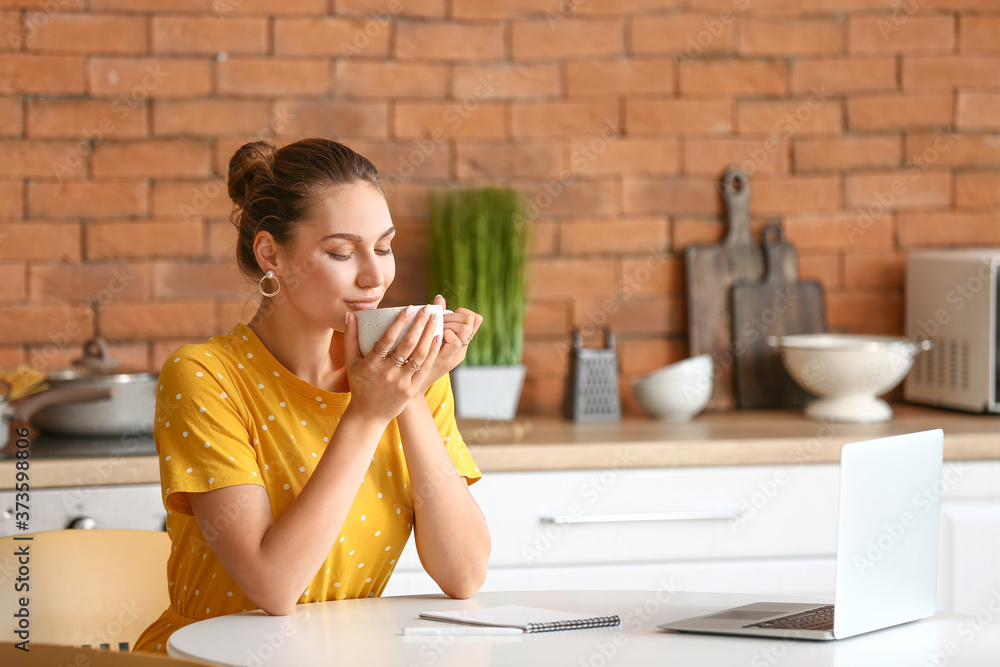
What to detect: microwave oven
<box><xmin>904</xmin><ymin>249</ymin><xmax>1000</xmax><ymax>413</ymax></box>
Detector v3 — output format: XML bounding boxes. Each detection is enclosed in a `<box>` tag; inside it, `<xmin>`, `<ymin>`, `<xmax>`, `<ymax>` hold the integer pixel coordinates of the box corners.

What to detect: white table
<box><xmin>167</xmin><ymin>589</ymin><xmax>1000</xmax><ymax>666</ymax></box>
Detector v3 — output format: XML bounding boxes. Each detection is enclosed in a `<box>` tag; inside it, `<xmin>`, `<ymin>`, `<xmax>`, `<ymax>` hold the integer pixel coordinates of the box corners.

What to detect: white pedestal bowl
<box><xmin>770</xmin><ymin>334</ymin><xmax>932</xmax><ymax>423</ymax></box>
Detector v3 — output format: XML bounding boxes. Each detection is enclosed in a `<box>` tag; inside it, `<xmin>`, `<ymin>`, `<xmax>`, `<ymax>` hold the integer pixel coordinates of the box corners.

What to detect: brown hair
<box><xmin>228</xmin><ymin>138</ymin><xmax>383</xmax><ymax>279</ymax></box>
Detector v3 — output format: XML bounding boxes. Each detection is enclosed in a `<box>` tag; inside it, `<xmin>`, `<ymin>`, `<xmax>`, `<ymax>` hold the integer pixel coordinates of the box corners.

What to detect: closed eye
<box><xmin>327</xmin><ymin>248</ymin><xmax>393</xmax><ymax>261</ymax></box>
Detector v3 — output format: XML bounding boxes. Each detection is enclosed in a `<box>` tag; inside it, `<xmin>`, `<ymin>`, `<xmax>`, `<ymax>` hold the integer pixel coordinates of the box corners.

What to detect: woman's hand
<box><xmin>413</xmin><ymin>295</ymin><xmax>483</xmax><ymax>394</ymax></box>
<box><xmin>343</xmin><ymin>305</ymin><xmax>443</xmax><ymax>423</ymax></box>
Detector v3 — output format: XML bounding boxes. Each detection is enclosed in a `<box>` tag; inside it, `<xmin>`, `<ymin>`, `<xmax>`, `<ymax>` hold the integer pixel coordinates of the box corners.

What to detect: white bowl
<box><xmin>633</xmin><ymin>354</ymin><xmax>713</xmax><ymax>422</ymax></box>
<box><xmin>771</xmin><ymin>334</ymin><xmax>932</xmax><ymax>423</ymax></box>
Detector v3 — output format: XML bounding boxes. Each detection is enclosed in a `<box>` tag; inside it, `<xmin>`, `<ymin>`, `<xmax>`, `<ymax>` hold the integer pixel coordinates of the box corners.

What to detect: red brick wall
<box><xmin>1</xmin><ymin>0</ymin><xmax>998</xmax><ymax>416</ymax></box>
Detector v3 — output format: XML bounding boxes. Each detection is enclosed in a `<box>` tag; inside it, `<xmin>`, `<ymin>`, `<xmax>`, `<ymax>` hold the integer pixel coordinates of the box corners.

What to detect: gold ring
<box><xmin>389</xmin><ymin>352</ymin><xmax>408</xmax><ymax>367</ymax></box>
<box><xmin>372</xmin><ymin>344</ymin><xmax>390</xmax><ymax>359</ymax></box>
<box><xmin>410</xmin><ymin>359</ymin><xmax>421</xmax><ymax>372</ymax></box>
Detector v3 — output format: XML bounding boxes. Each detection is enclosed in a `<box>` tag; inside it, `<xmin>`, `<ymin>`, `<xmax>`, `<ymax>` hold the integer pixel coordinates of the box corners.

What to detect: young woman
<box><xmin>134</xmin><ymin>138</ymin><xmax>490</xmax><ymax>654</ymax></box>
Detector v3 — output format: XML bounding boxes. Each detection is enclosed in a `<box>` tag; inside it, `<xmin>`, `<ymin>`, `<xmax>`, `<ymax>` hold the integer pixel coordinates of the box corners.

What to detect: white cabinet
<box><xmin>936</xmin><ymin>460</ymin><xmax>1000</xmax><ymax>616</ymax></box>
<box><xmin>382</xmin><ymin>460</ymin><xmax>1000</xmax><ymax>616</ymax></box>
<box><xmin>383</xmin><ymin>463</ymin><xmax>841</xmax><ymax>599</ymax></box>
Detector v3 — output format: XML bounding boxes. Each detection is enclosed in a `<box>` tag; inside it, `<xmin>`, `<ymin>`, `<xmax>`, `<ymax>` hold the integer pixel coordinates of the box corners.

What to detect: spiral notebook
<box><xmin>418</xmin><ymin>605</ymin><xmax>621</xmax><ymax>633</ymax></box>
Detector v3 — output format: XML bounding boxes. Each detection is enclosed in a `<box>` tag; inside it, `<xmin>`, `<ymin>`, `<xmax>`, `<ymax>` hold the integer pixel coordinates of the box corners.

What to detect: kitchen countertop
<box><xmin>2</xmin><ymin>404</ymin><xmax>1000</xmax><ymax>490</ymax></box>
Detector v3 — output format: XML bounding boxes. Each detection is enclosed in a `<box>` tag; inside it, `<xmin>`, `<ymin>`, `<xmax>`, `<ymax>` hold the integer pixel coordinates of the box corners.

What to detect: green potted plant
<box><xmin>427</xmin><ymin>186</ymin><xmax>532</xmax><ymax>420</ymax></box>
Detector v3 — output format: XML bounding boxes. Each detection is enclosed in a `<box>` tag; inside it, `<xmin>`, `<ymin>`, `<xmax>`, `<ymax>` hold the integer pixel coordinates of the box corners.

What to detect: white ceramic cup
<box><xmin>355</xmin><ymin>305</ymin><xmax>451</xmax><ymax>357</ymax></box>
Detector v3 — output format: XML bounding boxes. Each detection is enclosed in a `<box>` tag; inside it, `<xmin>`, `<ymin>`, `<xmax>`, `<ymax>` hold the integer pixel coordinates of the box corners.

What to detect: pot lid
<box><xmin>46</xmin><ymin>367</ymin><xmax>156</xmax><ymax>383</ymax></box>
<box><xmin>47</xmin><ymin>336</ymin><xmax>155</xmax><ymax>383</ymax></box>
<box><xmin>73</xmin><ymin>337</ymin><xmax>121</xmax><ymax>369</ymax></box>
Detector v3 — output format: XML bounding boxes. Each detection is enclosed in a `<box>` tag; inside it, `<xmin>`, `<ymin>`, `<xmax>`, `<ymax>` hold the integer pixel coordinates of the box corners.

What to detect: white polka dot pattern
<box><xmin>144</xmin><ymin>322</ymin><xmax>481</xmax><ymax>655</ymax></box>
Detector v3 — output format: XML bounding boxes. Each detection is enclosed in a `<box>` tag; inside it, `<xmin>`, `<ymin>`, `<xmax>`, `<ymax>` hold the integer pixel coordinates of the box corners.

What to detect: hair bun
<box><xmin>228</xmin><ymin>141</ymin><xmax>276</xmax><ymax>209</ymax></box>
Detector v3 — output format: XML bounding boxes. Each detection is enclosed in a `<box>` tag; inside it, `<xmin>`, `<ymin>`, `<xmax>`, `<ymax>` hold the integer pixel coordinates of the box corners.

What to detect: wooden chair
<box><xmin>0</xmin><ymin>530</ymin><xmax>171</xmax><ymax>652</ymax></box>
<box><xmin>0</xmin><ymin>642</ymin><xmax>207</xmax><ymax>666</ymax></box>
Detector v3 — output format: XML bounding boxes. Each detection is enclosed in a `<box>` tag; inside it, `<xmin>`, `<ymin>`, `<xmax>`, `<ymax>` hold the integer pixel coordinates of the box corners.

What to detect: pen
<box><xmin>402</xmin><ymin>625</ymin><xmax>523</xmax><ymax>636</ymax></box>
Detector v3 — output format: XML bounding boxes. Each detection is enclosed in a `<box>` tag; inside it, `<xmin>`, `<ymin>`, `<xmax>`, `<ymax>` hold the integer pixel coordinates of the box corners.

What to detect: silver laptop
<box><xmin>659</xmin><ymin>429</ymin><xmax>944</xmax><ymax>641</ymax></box>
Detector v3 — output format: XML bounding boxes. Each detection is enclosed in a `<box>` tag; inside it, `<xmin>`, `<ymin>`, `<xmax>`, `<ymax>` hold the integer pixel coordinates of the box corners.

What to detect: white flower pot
<box><xmin>450</xmin><ymin>365</ymin><xmax>526</xmax><ymax>421</ymax></box>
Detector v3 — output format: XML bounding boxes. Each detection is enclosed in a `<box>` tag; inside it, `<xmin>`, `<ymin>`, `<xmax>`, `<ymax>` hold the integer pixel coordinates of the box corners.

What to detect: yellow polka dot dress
<box><xmin>133</xmin><ymin>323</ymin><xmax>481</xmax><ymax>655</ymax></box>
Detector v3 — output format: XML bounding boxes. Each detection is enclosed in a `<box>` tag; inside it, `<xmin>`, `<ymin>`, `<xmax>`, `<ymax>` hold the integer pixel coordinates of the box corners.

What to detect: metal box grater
<box><xmin>564</xmin><ymin>328</ymin><xmax>621</xmax><ymax>422</ymax></box>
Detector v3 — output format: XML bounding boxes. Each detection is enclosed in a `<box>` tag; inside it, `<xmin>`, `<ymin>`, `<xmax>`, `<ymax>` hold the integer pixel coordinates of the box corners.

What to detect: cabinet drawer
<box><xmin>383</xmin><ymin>557</ymin><xmax>836</xmax><ymax>598</ymax></box>
<box><xmin>397</xmin><ymin>464</ymin><xmax>841</xmax><ymax>571</ymax></box>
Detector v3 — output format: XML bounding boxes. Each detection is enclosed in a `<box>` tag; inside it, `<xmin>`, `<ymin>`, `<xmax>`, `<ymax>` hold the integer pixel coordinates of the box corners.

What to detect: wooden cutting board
<box><xmin>731</xmin><ymin>224</ymin><xmax>826</xmax><ymax>409</ymax></box>
<box><xmin>686</xmin><ymin>167</ymin><xmax>764</xmax><ymax>411</ymax></box>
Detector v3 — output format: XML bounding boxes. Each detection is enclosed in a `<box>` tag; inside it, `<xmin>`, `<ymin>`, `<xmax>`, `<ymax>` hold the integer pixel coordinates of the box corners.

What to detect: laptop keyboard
<box><xmin>744</xmin><ymin>605</ymin><xmax>835</xmax><ymax>631</ymax></box>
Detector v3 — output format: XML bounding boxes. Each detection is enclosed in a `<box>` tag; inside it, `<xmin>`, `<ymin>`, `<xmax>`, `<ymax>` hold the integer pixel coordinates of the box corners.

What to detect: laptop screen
<box><xmin>832</xmin><ymin>429</ymin><xmax>943</xmax><ymax>639</ymax></box>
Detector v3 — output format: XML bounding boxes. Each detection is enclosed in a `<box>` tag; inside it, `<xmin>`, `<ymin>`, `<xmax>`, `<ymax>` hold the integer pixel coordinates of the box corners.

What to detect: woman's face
<box><xmin>276</xmin><ymin>182</ymin><xmax>396</xmax><ymax>332</ymax></box>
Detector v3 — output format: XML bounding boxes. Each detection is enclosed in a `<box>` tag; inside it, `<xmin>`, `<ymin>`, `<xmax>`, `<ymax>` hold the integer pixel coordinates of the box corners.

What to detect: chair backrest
<box><xmin>0</xmin><ymin>529</ymin><xmax>171</xmax><ymax>652</ymax></box>
<box><xmin>0</xmin><ymin>641</ymin><xmax>203</xmax><ymax>666</ymax></box>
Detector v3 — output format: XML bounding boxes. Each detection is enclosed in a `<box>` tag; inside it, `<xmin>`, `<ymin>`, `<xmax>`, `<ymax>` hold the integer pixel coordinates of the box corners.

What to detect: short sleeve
<box><xmin>155</xmin><ymin>346</ymin><xmax>264</xmax><ymax>515</ymax></box>
<box><xmin>424</xmin><ymin>373</ymin><xmax>481</xmax><ymax>485</ymax></box>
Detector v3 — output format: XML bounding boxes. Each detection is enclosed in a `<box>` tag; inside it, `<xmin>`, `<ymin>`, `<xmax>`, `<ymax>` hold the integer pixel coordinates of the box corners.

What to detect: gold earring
<box><xmin>259</xmin><ymin>270</ymin><xmax>280</xmax><ymax>298</ymax></box>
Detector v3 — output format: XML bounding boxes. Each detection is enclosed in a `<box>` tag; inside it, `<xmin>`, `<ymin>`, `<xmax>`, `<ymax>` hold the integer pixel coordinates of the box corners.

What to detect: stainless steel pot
<box><xmin>3</xmin><ymin>384</ymin><xmax>115</xmax><ymax>447</ymax></box>
<box><xmin>25</xmin><ymin>338</ymin><xmax>158</xmax><ymax>437</ymax></box>
<box><xmin>0</xmin><ymin>395</ymin><xmax>11</xmax><ymax>449</ymax></box>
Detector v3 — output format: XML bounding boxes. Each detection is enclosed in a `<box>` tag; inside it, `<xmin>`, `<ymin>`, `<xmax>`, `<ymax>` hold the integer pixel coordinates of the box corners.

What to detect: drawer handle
<box><xmin>540</xmin><ymin>511</ymin><xmax>740</xmax><ymax>525</ymax></box>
